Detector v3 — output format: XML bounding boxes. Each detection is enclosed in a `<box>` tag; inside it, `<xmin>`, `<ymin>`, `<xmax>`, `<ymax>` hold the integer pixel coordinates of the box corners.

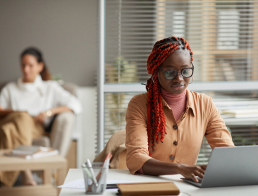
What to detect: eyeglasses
<box><xmin>158</xmin><ymin>64</ymin><xmax>194</xmax><ymax>80</ymax></box>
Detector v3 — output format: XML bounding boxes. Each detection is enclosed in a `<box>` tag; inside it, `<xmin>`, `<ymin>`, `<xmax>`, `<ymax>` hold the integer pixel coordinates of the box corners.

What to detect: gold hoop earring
<box><xmin>189</xmin><ymin>76</ymin><xmax>194</xmax><ymax>84</ymax></box>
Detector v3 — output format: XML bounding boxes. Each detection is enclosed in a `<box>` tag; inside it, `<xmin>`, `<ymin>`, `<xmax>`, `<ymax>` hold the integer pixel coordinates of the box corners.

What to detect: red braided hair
<box><xmin>146</xmin><ymin>36</ymin><xmax>193</xmax><ymax>155</ymax></box>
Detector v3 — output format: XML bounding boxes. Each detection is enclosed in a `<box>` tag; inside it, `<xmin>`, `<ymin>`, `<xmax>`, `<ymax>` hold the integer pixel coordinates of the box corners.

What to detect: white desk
<box><xmin>59</xmin><ymin>169</ymin><xmax>258</xmax><ymax>196</ymax></box>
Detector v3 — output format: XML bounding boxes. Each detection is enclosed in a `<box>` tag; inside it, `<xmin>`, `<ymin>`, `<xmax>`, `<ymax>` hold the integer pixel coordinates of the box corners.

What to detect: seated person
<box><xmin>126</xmin><ymin>36</ymin><xmax>234</xmax><ymax>182</ymax></box>
<box><xmin>0</xmin><ymin>47</ymin><xmax>82</xmax><ymax>187</ymax></box>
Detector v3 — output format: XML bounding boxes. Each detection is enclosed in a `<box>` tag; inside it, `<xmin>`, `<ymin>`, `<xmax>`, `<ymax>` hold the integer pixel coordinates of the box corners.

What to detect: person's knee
<box><xmin>55</xmin><ymin>112</ymin><xmax>75</xmax><ymax>127</ymax></box>
<box><xmin>50</xmin><ymin>112</ymin><xmax>74</xmax><ymax>138</ymax></box>
<box><xmin>11</xmin><ymin>112</ymin><xmax>33</xmax><ymax>123</ymax></box>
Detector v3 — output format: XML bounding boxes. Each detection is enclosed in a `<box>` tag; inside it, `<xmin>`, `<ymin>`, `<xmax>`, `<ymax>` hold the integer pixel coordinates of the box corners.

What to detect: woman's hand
<box><xmin>177</xmin><ymin>164</ymin><xmax>207</xmax><ymax>183</ymax></box>
<box><xmin>34</xmin><ymin>112</ymin><xmax>48</xmax><ymax>124</ymax></box>
<box><xmin>142</xmin><ymin>159</ymin><xmax>206</xmax><ymax>179</ymax></box>
<box><xmin>0</xmin><ymin>106</ymin><xmax>4</xmax><ymax>111</ymax></box>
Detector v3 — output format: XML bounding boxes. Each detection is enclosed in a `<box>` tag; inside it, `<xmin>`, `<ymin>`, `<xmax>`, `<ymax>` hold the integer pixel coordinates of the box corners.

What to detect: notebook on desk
<box><xmin>182</xmin><ymin>145</ymin><xmax>258</xmax><ymax>188</ymax></box>
<box><xmin>116</xmin><ymin>182</ymin><xmax>180</xmax><ymax>195</ymax></box>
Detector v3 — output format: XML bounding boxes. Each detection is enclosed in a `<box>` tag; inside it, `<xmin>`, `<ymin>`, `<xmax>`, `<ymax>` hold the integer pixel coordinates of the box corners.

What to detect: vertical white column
<box><xmin>97</xmin><ymin>0</ymin><xmax>105</xmax><ymax>154</ymax></box>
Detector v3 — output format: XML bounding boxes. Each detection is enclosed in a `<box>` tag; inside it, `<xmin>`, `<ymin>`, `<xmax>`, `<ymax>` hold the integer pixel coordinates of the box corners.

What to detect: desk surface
<box><xmin>59</xmin><ymin>169</ymin><xmax>258</xmax><ymax>196</ymax></box>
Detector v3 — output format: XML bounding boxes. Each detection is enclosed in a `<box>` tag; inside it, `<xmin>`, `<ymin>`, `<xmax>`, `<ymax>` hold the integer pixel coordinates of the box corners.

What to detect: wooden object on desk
<box><xmin>117</xmin><ymin>182</ymin><xmax>180</xmax><ymax>195</ymax></box>
<box><xmin>0</xmin><ymin>149</ymin><xmax>67</xmax><ymax>196</ymax></box>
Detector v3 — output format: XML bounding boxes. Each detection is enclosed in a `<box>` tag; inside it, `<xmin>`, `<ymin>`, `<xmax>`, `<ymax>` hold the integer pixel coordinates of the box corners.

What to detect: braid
<box><xmin>146</xmin><ymin>36</ymin><xmax>193</xmax><ymax>154</ymax></box>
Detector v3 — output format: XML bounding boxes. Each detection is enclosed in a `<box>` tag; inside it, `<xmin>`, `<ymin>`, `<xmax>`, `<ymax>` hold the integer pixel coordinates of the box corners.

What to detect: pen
<box><xmin>86</xmin><ymin>159</ymin><xmax>98</xmax><ymax>187</ymax></box>
<box><xmin>82</xmin><ymin>163</ymin><xmax>93</xmax><ymax>179</ymax></box>
<box><xmin>87</xmin><ymin>153</ymin><xmax>113</xmax><ymax>193</ymax></box>
<box><xmin>95</xmin><ymin>153</ymin><xmax>113</xmax><ymax>192</ymax></box>
<box><xmin>82</xmin><ymin>163</ymin><xmax>97</xmax><ymax>192</ymax></box>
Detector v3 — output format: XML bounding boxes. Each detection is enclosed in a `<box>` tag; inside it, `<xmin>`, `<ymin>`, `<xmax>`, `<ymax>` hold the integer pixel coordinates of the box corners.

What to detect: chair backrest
<box><xmin>61</xmin><ymin>82</ymin><xmax>77</xmax><ymax>96</ymax></box>
<box><xmin>93</xmin><ymin>129</ymin><xmax>127</xmax><ymax>169</ymax></box>
<box><xmin>118</xmin><ymin>149</ymin><xmax>127</xmax><ymax>169</ymax></box>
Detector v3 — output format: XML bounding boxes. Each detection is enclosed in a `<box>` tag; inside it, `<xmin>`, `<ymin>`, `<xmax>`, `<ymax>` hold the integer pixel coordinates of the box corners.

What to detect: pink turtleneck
<box><xmin>161</xmin><ymin>88</ymin><xmax>187</xmax><ymax>121</ymax></box>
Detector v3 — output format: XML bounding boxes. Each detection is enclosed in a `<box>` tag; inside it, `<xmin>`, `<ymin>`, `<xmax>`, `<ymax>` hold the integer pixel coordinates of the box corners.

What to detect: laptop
<box><xmin>182</xmin><ymin>145</ymin><xmax>258</xmax><ymax>188</ymax></box>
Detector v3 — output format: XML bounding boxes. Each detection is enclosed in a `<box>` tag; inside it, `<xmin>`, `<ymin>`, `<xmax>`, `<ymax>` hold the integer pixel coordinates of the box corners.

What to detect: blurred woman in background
<box><xmin>0</xmin><ymin>47</ymin><xmax>82</xmax><ymax>187</ymax></box>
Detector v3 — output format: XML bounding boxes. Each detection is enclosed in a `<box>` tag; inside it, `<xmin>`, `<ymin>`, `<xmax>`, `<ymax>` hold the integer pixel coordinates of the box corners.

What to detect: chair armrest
<box><xmin>32</xmin><ymin>136</ymin><xmax>50</xmax><ymax>147</ymax></box>
<box><xmin>49</xmin><ymin>112</ymin><xmax>75</xmax><ymax>157</ymax></box>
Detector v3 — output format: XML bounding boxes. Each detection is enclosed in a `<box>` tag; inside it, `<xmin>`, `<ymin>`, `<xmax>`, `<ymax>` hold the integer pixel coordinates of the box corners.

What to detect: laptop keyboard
<box><xmin>181</xmin><ymin>176</ymin><xmax>203</xmax><ymax>187</ymax></box>
<box><xmin>197</xmin><ymin>177</ymin><xmax>203</xmax><ymax>183</ymax></box>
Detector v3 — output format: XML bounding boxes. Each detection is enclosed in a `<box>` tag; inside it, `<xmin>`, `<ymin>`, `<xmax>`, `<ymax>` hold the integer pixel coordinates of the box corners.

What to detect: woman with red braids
<box><xmin>125</xmin><ymin>36</ymin><xmax>234</xmax><ymax>182</ymax></box>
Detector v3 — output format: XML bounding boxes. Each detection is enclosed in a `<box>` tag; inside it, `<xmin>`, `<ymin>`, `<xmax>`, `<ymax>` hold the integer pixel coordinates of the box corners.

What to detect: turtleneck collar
<box><xmin>17</xmin><ymin>75</ymin><xmax>43</xmax><ymax>92</ymax></box>
<box><xmin>161</xmin><ymin>88</ymin><xmax>186</xmax><ymax>105</ymax></box>
<box><xmin>160</xmin><ymin>88</ymin><xmax>187</xmax><ymax>121</ymax></box>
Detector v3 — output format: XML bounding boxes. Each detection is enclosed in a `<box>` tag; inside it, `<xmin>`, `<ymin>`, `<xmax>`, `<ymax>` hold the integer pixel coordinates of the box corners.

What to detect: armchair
<box><xmin>0</xmin><ymin>82</ymin><xmax>77</xmax><ymax>158</ymax></box>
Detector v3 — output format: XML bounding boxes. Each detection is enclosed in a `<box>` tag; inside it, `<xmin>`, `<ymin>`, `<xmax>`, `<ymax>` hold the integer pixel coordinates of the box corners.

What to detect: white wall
<box><xmin>77</xmin><ymin>87</ymin><xmax>97</xmax><ymax>165</ymax></box>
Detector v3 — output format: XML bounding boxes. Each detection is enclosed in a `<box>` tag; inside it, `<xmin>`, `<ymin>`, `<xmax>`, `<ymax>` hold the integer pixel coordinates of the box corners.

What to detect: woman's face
<box><xmin>21</xmin><ymin>54</ymin><xmax>43</xmax><ymax>83</ymax></box>
<box><xmin>158</xmin><ymin>49</ymin><xmax>192</xmax><ymax>94</ymax></box>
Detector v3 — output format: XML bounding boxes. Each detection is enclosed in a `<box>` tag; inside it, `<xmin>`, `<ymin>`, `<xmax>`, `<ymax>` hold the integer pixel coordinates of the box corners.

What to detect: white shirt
<box><xmin>0</xmin><ymin>75</ymin><xmax>82</xmax><ymax>126</ymax></box>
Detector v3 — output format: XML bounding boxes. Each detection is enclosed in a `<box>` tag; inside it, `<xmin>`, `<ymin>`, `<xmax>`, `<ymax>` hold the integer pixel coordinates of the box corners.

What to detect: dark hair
<box><xmin>20</xmin><ymin>47</ymin><xmax>51</xmax><ymax>81</ymax></box>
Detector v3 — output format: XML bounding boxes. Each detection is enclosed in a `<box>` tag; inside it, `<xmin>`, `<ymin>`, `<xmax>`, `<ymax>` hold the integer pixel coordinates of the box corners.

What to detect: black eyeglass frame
<box><xmin>158</xmin><ymin>63</ymin><xmax>194</xmax><ymax>80</ymax></box>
